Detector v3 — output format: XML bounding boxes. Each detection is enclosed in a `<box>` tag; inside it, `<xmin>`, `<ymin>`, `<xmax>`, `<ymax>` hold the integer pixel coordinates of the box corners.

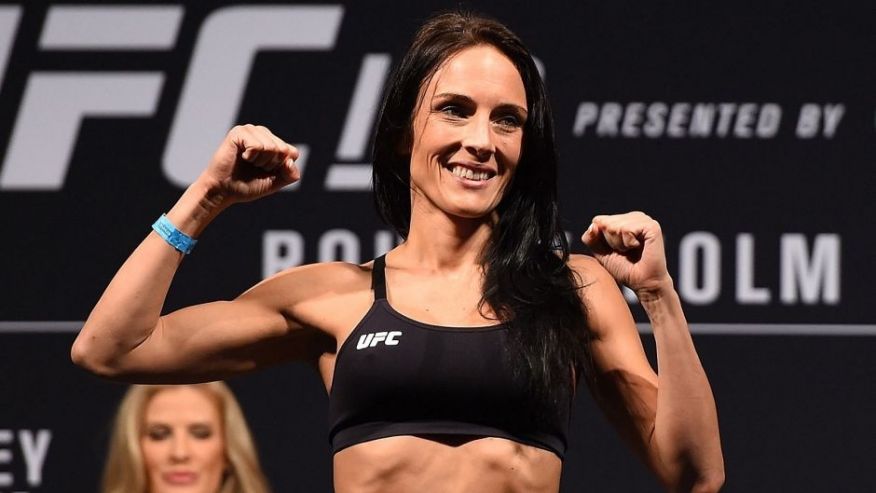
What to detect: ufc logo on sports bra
<box><xmin>356</xmin><ymin>331</ymin><xmax>402</xmax><ymax>349</ymax></box>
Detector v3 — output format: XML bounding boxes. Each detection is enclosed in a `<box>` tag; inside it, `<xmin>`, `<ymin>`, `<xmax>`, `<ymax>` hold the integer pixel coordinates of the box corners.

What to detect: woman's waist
<box><xmin>332</xmin><ymin>434</ymin><xmax>562</xmax><ymax>493</ymax></box>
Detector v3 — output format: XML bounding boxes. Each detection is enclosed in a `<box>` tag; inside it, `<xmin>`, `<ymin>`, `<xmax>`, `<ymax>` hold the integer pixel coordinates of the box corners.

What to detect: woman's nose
<box><xmin>169</xmin><ymin>436</ymin><xmax>190</xmax><ymax>461</ymax></box>
<box><xmin>462</xmin><ymin>115</ymin><xmax>495</xmax><ymax>160</ymax></box>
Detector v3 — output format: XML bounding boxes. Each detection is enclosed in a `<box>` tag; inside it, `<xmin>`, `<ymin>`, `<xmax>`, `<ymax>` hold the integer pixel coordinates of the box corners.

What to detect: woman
<box><xmin>74</xmin><ymin>11</ymin><xmax>724</xmax><ymax>493</ymax></box>
<box><xmin>102</xmin><ymin>382</ymin><xmax>271</xmax><ymax>493</ymax></box>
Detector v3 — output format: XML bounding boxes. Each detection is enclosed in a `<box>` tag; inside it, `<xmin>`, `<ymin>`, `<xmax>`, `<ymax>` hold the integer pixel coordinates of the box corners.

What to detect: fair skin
<box><xmin>141</xmin><ymin>387</ymin><xmax>227</xmax><ymax>493</ymax></box>
<box><xmin>73</xmin><ymin>45</ymin><xmax>723</xmax><ymax>492</ymax></box>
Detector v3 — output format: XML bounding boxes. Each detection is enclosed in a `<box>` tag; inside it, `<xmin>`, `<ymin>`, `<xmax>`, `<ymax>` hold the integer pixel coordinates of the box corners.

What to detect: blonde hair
<box><xmin>102</xmin><ymin>382</ymin><xmax>271</xmax><ymax>493</ymax></box>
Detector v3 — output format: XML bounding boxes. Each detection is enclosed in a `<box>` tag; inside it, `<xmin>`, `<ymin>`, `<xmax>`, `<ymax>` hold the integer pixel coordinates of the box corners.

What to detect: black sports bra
<box><xmin>327</xmin><ymin>255</ymin><xmax>571</xmax><ymax>458</ymax></box>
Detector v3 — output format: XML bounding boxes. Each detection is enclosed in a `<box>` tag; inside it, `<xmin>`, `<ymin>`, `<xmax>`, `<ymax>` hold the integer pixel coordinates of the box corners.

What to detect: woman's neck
<box><xmin>396</xmin><ymin>203</ymin><xmax>494</xmax><ymax>273</ymax></box>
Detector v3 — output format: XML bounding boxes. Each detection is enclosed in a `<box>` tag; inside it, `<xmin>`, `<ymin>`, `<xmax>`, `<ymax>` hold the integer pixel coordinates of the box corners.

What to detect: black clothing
<box><xmin>327</xmin><ymin>255</ymin><xmax>570</xmax><ymax>458</ymax></box>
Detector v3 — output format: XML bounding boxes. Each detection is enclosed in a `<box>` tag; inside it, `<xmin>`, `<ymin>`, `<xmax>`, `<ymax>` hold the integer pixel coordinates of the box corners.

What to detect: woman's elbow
<box><xmin>665</xmin><ymin>461</ymin><xmax>725</xmax><ymax>493</ymax></box>
<box><xmin>677</xmin><ymin>466</ymin><xmax>724</xmax><ymax>493</ymax></box>
<box><xmin>70</xmin><ymin>335</ymin><xmax>122</xmax><ymax>379</ymax></box>
<box><xmin>691</xmin><ymin>470</ymin><xmax>725</xmax><ymax>493</ymax></box>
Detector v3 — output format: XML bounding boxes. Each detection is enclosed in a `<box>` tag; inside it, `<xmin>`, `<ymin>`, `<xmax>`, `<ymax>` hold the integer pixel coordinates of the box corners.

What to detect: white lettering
<box><xmin>0</xmin><ymin>73</ymin><xmax>163</xmax><ymax>190</ymax></box>
<box><xmin>357</xmin><ymin>333</ymin><xmax>373</xmax><ymax>349</ymax></box>
<box><xmin>796</xmin><ymin>103</ymin><xmax>820</xmax><ymax>138</ymax></box>
<box><xmin>262</xmin><ymin>230</ymin><xmax>304</xmax><ymax>277</ymax></box>
<box><xmin>689</xmin><ymin>104</ymin><xmax>715</xmax><ymax>137</ymax></box>
<box><xmin>572</xmin><ymin>102</ymin><xmax>598</xmax><ymax>136</ymax></box>
<box><xmin>370</xmin><ymin>331</ymin><xmax>387</xmax><ymax>347</ymax></box>
<box><xmin>667</xmin><ymin>103</ymin><xmax>690</xmax><ymax>138</ymax></box>
<box><xmin>163</xmin><ymin>6</ymin><xmax>343</xmax><ymax>187</ymax></box>
<box><xmin>318</xmin><ymin>229</ymin><xmax>360</xmax><ymax>263</ymax></box>
<box><xmin>756</xmin><ymin>103</ymin><xmax>782</xmax><ymax>137</ymax></box>
<box><xmin>0</xmin><ymin>429</ymin><xmax>10</xmax><ymax>487</ymax></box>
<box><xmin>323</xmin><ymin>164</ymin><xmax>373</xmax><ymax>190</ymax></box>
<box><xmin>325</xmin><ymin>53</ymin><xmax>392</xmax><ymax>191</ymax></box>
<box><xmin>357</xmin><ymin>331</ymin><xmax>402</xmax><ymax>349</ymax></box>
<box><xmin>40</xmin><ymin>5</ymin><xmax>183</xmax><ymax>50</ymax></box>
<box><xmin>621</xmin><ymin>102</ymin><xmax>644</xmax><ymax>137</ymax></box>
<box><xmin>736</xmin><ymin>234</ymin><xmax>771</xmax><ymax>304</ymax></box>
<box><xmin>19</xmin><ymin>429</ymin><xmax>51</xmax><ymax>487</ymax></box>
<box><xmin>822</xmin><ymin>104</ymin><xmax>844</xmax><ymax>138</ymax></box>
<box><xmin>596</xmin><ymin>102</ymin><xmax>622</xmax><ymax>136</ymax></box>
<box><xmin>385</xmin><ymin>331</ymin><xmax>402</xmax><ymax>345</ymax></box>
<box><xmin>0</xmin><ymin>6</ymin><xmax>22</xmax><ymax>90</ymax></box>
<box><xmin>715</xmin><ymin>103</ymin><xmax>736</xmax><ymax>137</ymax></box>
<box><xmin>573</xmin><ymin>102</ymin><xmax>783</xmax><ymax>139</ymax></box>
<box><xmin>734</xmin><ymin>103</ymin><xmax>756</xmax><ymax>138</ymax></box>
<box><xmin>643</xmin><ymin>102</ymin><xmax>667</xmax><ymax>137</ymax></box>
<box><xmin>679</xmin><ymin>232</ymin><xmax>721</xmax><ymax>305</ymax></box>
<box><xmin>263</xmin><ymin>230</ymin><xmax>400</xmax><ymax>272</ymax></box>
<box><xmin>796</xmin><ymin>103</ymin><xmax>845</xmax><ymax>139</ymax></box>
<box><xmin>780</xmin><ymin>234</ymin><xmax>840</xmax><ymax>304</ymax></box>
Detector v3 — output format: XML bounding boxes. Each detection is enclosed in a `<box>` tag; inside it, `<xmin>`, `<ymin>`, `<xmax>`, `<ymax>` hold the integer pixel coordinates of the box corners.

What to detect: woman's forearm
<box><xmin>639</xmin><ymin>279</ymin><xmax>724</xmax><ymax>492</ymax></box>
<box><xmin>71</xmin><ymin>179</ymin><xmax>225</xmax><ymax>375</ymax></box>
<box><xmin>72</xmin><ymin>125</ymin><xmax>300</xmax><ymax>378</ymax></box>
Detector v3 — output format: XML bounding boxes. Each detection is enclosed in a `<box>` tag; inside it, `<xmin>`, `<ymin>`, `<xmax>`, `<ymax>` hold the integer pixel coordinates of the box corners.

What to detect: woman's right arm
<box><xmin>72</xmin><ymin>125</ymin><xmax>311</xmax><ymax>382</ymax></box>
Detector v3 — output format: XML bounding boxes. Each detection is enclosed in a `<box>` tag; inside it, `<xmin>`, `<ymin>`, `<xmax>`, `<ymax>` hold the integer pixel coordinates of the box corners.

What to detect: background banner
<box><xmin>1</xmin><ymin>1</ymin><xmax>873</xmax><ymax>491</ymax></box>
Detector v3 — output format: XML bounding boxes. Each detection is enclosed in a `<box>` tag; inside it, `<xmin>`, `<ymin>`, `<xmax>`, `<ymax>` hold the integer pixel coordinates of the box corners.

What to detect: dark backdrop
<box><xmin>0</xmin><ymin>1</ymin><xmax>873</xmax><ymax>492</ymax></box>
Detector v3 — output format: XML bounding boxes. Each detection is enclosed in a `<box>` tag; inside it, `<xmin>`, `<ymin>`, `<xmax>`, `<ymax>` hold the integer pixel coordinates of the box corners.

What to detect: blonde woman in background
<box><xmin>102</xmin><ymin>382</ymin><xmax>271</xmax><ymax>493</ymax></box>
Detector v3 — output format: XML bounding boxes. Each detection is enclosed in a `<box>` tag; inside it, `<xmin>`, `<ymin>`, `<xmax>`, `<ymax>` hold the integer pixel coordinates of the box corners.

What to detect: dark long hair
<box><xmin>372</xmin><ymin>12</ymin><xmax>592</xmax><ymax>411</ymax></box>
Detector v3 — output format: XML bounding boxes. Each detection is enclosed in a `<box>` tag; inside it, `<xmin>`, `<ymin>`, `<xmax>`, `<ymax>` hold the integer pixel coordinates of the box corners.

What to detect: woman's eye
<box><xmin>146</xmin><ymin>426</ymin><xmax>170</xmax><ymax>441</ymax></box>
<box><xmin>190</xmin><ymin>425</ymin><xmax>214</xmax><ymax>439</ymax></box>
<box><xmin>439</xmin><ymin>105</ymin><xmax>464</xmax><ymax>117</ymax></box>
<box><xmin>496</xmin><ymin>115</ymin><xmax>522</xmax><ymax>129</ymax></box>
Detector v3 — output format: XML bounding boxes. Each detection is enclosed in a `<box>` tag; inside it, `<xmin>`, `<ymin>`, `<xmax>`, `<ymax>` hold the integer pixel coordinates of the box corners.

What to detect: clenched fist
<box><xmin>581</xmin><ymin>211</ymin><xmax>672</xmax><ymax>294</ymax></box>
<box><xmin>198</xmin><ymin>124</ymin><xmax>300</xmax><ymax>206</ymax></box>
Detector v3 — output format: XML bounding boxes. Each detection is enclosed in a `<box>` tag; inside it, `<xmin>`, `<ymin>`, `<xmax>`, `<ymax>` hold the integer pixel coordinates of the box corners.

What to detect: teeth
<box><xmin>450</xmin><ymin>166</ymin><xmax>490</xmax><ymax>181</ymax></box>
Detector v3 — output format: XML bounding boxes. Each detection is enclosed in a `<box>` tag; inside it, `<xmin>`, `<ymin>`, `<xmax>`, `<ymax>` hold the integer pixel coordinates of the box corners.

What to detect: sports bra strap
<box><xmin>371</xmin><ymin>255</ymin><xmax>387</xmax><ymax>300</ymax></box>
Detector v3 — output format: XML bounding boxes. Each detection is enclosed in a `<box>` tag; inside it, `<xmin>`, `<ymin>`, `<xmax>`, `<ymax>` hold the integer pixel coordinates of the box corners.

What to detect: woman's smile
<box><xmin>444</xmin><ymin>161</ymin><xmax>497</xmax><ymax>188</ymax></box>
<box><xmin>408</xmin><ymin>44</ymin><xmax>528</xmax><ymax>219</ymax></box>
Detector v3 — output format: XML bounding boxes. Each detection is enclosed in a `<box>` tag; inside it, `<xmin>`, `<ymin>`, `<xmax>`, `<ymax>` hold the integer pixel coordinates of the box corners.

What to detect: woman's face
<box><xmin>408</xmin><ymin>44</ymin><xmax>527</xmax><ymax>220</ymax></box>
<box><xmin>140</xmin><ymin>387</ymin><xmax>227</xmax><ymax>493</ymax></box>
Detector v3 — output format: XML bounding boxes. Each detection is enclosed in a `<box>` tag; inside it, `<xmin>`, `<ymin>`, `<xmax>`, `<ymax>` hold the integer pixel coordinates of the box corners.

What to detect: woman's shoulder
<box><xmin>242</xmin><ymin>260</ymin><xmax>379</xmax><ymax>335</ymax></box>
<box><xmin>567</xmin><ymin>253</ymin><xmax>612</xmax><ymax>284</ymax></box>
<box><xmin>256</xmin><ymin>260</ymin><xmax>376</xmax><ymax>298</ymax></box>
<box><xmin>566</xmin><ymin>253</ymin><xmax>627</xmax><ymax>306</ymax></box>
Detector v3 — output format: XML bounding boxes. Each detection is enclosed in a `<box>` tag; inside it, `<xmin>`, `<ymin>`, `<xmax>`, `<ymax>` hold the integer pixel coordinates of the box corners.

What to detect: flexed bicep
<box><xmin>571</xmin><ymin>255</ymin><xmax>666</xmax><ymax>479</ymax></box>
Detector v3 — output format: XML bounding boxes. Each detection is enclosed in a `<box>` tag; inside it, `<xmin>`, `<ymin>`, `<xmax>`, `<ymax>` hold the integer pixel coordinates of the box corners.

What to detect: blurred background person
<box><xmin>102</xmin><ymin>382</ymin><xmax>271</xmax><ymax>493</ymax></box>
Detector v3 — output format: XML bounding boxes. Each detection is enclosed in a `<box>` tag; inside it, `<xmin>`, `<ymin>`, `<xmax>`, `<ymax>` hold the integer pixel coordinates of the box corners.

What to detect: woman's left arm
<box><xmin>577</xmin><ymin>211</ymin><xmax>724</xmax><ymax>493</ymax></box>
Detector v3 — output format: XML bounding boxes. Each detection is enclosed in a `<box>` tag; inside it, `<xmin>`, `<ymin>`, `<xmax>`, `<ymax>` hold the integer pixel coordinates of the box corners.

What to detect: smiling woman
<box><xmin>407</xmin><ymin>45</ymin><xmax>525</xmax><ymax>219</ymax></box>
<box><xmin>74</xmin><ymin>10</ymin><xmax>723</xmax><ymax>493</ymax></box>
<box><xmin>101</xmin><ymin>383</ymin><xmax>270</xmax><ymax>493</ymax></box>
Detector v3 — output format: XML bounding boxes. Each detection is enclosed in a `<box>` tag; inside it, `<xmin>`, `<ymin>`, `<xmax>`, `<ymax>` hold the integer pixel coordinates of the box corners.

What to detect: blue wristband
<box><xmin>152</xmin><ymin>214</ymin><xmax>198</xmax><ymax>254</ymax></box>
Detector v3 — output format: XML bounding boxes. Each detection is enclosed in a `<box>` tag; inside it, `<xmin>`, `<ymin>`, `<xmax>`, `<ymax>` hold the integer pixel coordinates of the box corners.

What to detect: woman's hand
<box><xmin>73</xmin><ymin>125</ymin><xmax>307</xmax><ymax>380</ymax></box>
<box><xmin>198</xmin><ymin>124</ymin><xmax>300</xmax><ymax>207</ymax></box>
<box><xmin>579</xmin><ymin>213</ymin><xmax>724</xmax><ymax>491</ymax></box>
<box><xmin>581</xmin><ymin>211</ymin><xmax>672</xmax><ymax>295</ymax></box>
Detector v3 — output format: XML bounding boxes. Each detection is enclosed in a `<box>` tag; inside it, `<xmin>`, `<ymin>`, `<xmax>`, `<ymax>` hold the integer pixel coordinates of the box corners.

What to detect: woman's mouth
<box><xmin>443</xmin><ymin>162</ymin><xmax>497</xmax><ymax>188</ymax></box>
<box><xmin>162</xmin><ymin>471</ymin><xmax>198</xmax><ymax>485</ymax></box>
<box><xmin>449</xmin><ymin>165</ymin><xmax>492</xmax><ymax>181</ymax></box>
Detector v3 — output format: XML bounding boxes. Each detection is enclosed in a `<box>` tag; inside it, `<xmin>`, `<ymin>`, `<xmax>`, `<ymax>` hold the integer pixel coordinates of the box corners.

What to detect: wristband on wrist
<box><xmin>152</xmin><ymin>214</ymin><xmax>198</xmax><ymax>254</ymax></box>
